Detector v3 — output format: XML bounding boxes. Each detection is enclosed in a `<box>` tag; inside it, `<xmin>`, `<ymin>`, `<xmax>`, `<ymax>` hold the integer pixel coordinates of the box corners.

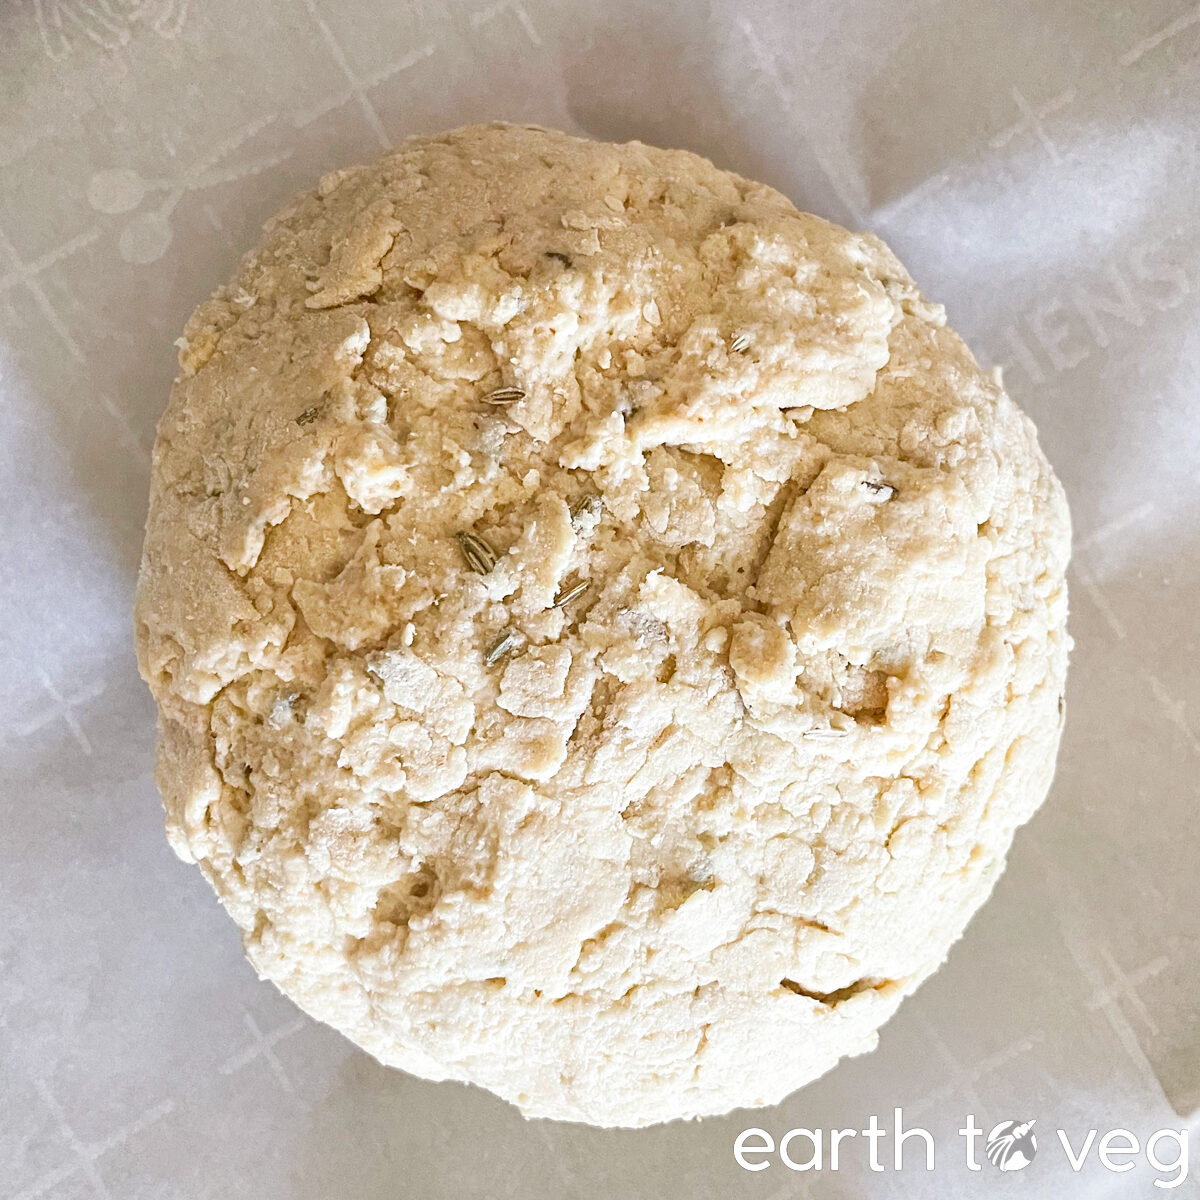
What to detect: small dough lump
<box><xmin>135</xmin><ymin>123</ymin><xmax>1070</xmax><ymax>1127</ymax></box>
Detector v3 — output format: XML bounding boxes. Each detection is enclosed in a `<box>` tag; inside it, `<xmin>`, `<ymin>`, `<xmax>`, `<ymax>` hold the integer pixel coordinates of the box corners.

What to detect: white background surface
<box><xmin>1</xmin><ymin>1</ymin><xmax>1198</xmax><ymax>1196</ymax></box>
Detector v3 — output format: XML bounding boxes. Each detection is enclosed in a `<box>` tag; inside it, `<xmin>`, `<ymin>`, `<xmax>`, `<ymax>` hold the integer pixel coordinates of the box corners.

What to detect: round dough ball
<box><xmin>135</xmin><ymin>123</ymin><xmax>1070</xmax><ymax>1127</ymax></box>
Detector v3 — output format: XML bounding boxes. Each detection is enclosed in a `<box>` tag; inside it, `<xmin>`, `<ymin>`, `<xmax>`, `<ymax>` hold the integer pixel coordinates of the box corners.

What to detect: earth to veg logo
<box><xmin>985</xmin><ymin>1119</ymin><xmax>1037</xmax><ymax>1171</ymax></box>
<box><xmin>734</xmin><ymin>1109</ymin><xmax>1189</xmax><ymax>1188</ymax></box>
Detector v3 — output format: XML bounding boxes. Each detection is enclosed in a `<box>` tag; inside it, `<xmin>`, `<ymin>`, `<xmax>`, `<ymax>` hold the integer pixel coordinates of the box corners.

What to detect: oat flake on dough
<box><xmin>135</xmin><ymin>123</ymin><xmax>1070</xmax><ymax>1127</ymax></box>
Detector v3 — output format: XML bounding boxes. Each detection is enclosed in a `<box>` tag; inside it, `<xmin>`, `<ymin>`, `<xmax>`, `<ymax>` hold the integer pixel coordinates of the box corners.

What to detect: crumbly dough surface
<box><xmin>135</xmin><ymin>123</ymin><xmax>1070</xmax><ymax>1127</ymax></box>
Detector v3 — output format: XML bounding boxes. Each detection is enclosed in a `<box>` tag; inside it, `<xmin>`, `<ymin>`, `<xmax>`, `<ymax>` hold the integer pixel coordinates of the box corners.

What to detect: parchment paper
<box><xmin>2</xmin><ymin>1</ymin><xmax>1198</xmax><ymax>1196</ymax></box>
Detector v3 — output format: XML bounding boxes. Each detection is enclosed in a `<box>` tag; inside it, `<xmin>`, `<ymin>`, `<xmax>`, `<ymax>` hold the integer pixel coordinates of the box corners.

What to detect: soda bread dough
<box><xmin>135</xmin><ymin>124</ymin><xmax>1070</xmax><ymax>1127</ymax></box>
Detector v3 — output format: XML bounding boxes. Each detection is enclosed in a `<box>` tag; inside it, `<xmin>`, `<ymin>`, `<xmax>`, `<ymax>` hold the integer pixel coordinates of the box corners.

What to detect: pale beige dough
<box><xmin>135</xmin><ymin>123</ymin><xmax>1070</xmax><ymax>1127</ymax></box>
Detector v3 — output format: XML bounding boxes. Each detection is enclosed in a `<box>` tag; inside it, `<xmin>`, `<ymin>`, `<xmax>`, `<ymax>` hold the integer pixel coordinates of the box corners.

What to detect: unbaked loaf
<box><xmin>136</xmin><ymin>123</ymin><xmax>1070</xmax><ymax>1127</ymax></box>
